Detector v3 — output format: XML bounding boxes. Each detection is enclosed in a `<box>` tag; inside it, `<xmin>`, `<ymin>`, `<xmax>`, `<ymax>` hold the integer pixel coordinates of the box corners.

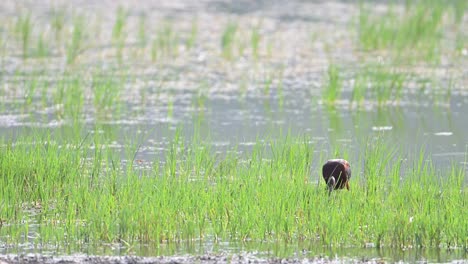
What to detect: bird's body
<box><xmin>322</xmin><ymin>159</ymin><xmax>351</xmax><ymax>192</ymax></box>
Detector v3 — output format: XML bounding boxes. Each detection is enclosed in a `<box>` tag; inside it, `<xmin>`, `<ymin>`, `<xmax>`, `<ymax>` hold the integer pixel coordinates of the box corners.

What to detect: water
<box><xmin>0</xmin><ymin>0</ymin><xmax>467</xmax><ymax>262</ymax></box>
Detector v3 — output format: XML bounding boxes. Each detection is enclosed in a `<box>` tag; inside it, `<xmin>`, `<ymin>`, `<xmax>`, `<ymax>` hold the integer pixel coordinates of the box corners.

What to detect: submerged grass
<box><xmin>0</xmin><ymin>133</ymin><xmax>466</xmax><ymax>250</ymax></box>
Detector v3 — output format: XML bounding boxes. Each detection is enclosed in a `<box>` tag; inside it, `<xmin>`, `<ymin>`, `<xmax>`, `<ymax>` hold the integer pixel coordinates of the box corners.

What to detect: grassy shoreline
<box><xmin>0</xmin><ymin>133</ymin><xmax>466</xmax><ymax>250</ymax></box>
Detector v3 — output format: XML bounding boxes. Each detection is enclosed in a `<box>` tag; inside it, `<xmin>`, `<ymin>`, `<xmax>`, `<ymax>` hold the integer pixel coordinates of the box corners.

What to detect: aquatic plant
<box><xmin>51</xmin><ymin>8</ymin><xmax>66</xmax><ymax>44</ymax></box>
<box><xmin>0</xmin><ymin>133</ymin><xmax>466</xmax><ymax>250</ymax></box>
<box><xmin>358</xmin><ymin>1</ymin><xmax>448</xmax><ymax>62</ymax></box>
<box><xmin>221</xmin><ymin>22</ymin><xmax>238</xmax><ymax>60</ymax></box>
<box><xmin>322</xmin><ymin>63</ymin><xmax>342</xmax><ymax>103</ymax></box>
<box><xmin>138</xmin><ymin>14</ymin><xmax>147</xmax><ymax>48</ymax></box>
<box><xmin>251</xmin><ymin>24</ymin><xmax>261</xmax><ymax>60</ymax></box>
<box><xmin>186</xmin><ymin>19</ymin><xmax>198</xmax><ymax>50</ymax></box>
<box><xmin>112</xmin><ymin>7</ymin><xmax>127</xmax><ymax>63</ymax></box>
<box><xmin>15</xmin><ymin>13</ymin><xmax>32</xmax><ymax>59</ymax></box>
<box><xmin>35</xmin><ymin>33</ymin><xmax>49</xmax><ymax>58</ymax></box>
<box><xmin>66</xmin><ymin>16</ymin><xmax>84</xmax><ymax>64</ymax></box>
<box><xmin>151</xmin><ymin>21</ymin><xmax>178</xmax><ymax>61</ymax></box>
<box><xmin>351</xmin><ymin>74</ymin><xmax>367</xmax><ymax>105</ymax></box>
<box><xmin>92</xmin><ymin>74</ymin><xmax>122</xmax><ymax>118</ymax></box>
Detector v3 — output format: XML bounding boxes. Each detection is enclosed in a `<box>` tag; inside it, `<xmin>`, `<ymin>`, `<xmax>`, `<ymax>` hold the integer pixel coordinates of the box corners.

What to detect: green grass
<box><xmin>15</xmin><ymin>13</ymin><xmax>32</xmax><ymax>59</ymax></box>
<box><xmin>251</xmin><ymin>24</ymin><xmax>261</xmax><ymax>60</ymax></box>
<box><xmin>112</xmin><ymin>7</ymin><xmax>127</xmax><ymax>63</ymax></box>
<box><xmin>357</xmin><ymin>1</ymin><xmax>450</xmax><ymax>62</ymax></box>
<box><xmin>92</xmin><ymin>73</ymin><xmax>122</xmax><ymax>118</ymax></box>
<box><xmin>138</xmin><ymin>14</ymin><xmax>147</xmax><ymax>48</ymax></box>
<box><xmin>353</xmin><ymin>65</ymin><xmax>406</xmax><ymax>106</ymax></box>
<box><xmin>51</xmin><ymin>8</ymin><xmax>65</xmax><ymax>44</ymax></box>
<box><xmin>221</xmin><ymin>22</ymin><xmax>238</xmax><ymax>60</ymax></box>
<box><xmin>186</xmin><ymin>19</ymin><xmax>198</xmax><ymax>50</ymax></box>
<box><xmin>35</xmin><ymin>33</ymin><xmax>49</xmax><ymax>57</ymax></box>
<box><xmin>0</xmin><ymin>133</ymin><xmax>466</xmax><ymax>250</ymax></box>
<box><xmin>322</xmin><ymin>63</ymin><xmax>342</xmax><ymax>103</ymax></box>
<box><xmin>66</xmin><ymin>16</ymin><xmax>85</xmax><ymax>65</ymax></box>
<box><xmin>151</xmin><ymin>22</ymin><xmax>178</xmax><ymax>62</ymax></box>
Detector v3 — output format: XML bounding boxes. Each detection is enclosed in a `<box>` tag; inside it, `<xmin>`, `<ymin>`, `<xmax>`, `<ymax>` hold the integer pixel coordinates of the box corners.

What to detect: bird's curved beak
<box><xmin>327</xmin><ymin>176</ymin><xmax>336</xmax><ymax>194</ymax></box>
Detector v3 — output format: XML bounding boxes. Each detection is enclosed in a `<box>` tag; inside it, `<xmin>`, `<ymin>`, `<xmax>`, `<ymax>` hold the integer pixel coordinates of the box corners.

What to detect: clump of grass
<box><xmin>151</xmin><ymin>22</ymin><xmax>178</xmax><ymax>62</ymax></box>
<box><xmin>66</xmin><ymin>16</ymin><xmax>84</xmax><ymax>65</ymax></box>
<box><xmin>322</xmin><ymin>63</ymin><xmax>342</xmax><ymax>104</ymax></box>
<box><xmin>112</xmin><ymin>7</ymin><xmax>127</xmax><ymax>63</ymax></box>
<box><xmin>92</xmin><ymin>73</ymin><xmax>122</xmax><ymax>118</ymax></box>
<box><xmin>450</xmin><ymin>0</ymin><xmax>467</xmax><ymax>26</ymax></box>
<box><xmin>15</xmin><ymin>13</ymin><xmax>32</xmax><ymax>59</ymax></box>
<box><xmin>138</xmin><ymin>14</ymin><xmax>147</xmax><ymax>48</ymax></box>
<box><xmin>53</xmin><ymin>75</ymin><xmax>84</xmax><ymax>120</ymax></box>
<box><xmin>0</xmin><ymin>133</ymin><xmax>466</xmax><ymax>250</ymax></box>
<box><xmin>186</xmin><ymin>19</ymin><xmax>198</xmax><ymax>50</ymax></box>
<box><xmin>350</xmin><ymin>64</ymin><xmax>407</xmax><ymax>107</ymax></box>
<box><xmin>221</xmin><ymin>22</ymin><xmax>238</xmax><ymax>60</ymax></box>
<box><xmin>367</xmin><ymin>66</ymin><xmax>405</xmax><ymax>106</ymax></box>
<box><xmin>51</xmin><ymin>8</ymin><xmax>65</xmax><ymax>44</ymax></box>
<box><xmin>35</xmin><ymin>33</ymin><xmax>49</xmax><ymax>57</ymax></box>
<box><xmin>351</xmin><ymin>74</ymin><xmax>367</xmax><ymax>105</ymax></box>
<box><xmin>64</xmin><ymin>78</ymin><xmax>84</xmax><ymax>121</ymax></box>
<box><xmin>251</xmin><ymin>24</ymin><xmax>261</xmax><ymax>60</ymax></box>
<box><xmin>23</xmin><ymin>77</ymin><xmax>38</xmax><ymax>109</ymax></box>
<box><xmin>358</xmin><ymin>1</ymin><xmax>447</xmax><ymax>62</ymax></box>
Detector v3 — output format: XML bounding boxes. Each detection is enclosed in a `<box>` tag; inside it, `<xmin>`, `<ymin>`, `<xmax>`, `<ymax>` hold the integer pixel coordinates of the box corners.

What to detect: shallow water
<box><xmin>0</xmin><ymin>0</ymin><xmax>467</xmax><ymax>262</ymax></box>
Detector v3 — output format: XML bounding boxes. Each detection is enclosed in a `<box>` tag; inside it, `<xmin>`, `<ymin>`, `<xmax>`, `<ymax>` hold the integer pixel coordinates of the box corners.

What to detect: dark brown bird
<box><xmin>322</xmin><ymin>159</ymin><xmax>351</xmax><ymax>193</ymax></box>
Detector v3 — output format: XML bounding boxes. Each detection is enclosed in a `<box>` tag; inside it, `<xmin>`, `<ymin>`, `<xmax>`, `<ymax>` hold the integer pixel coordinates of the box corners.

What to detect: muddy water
<box><xmin>0</xmin><ymin>0</ymin><xmax>467</xmax><ymax>263</ymax></box>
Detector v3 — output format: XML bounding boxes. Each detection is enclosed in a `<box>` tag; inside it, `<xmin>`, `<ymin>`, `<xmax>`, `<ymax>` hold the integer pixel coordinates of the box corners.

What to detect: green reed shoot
<box><xmin>51</xmin><ymin>8</ymin><xmax>65</xmax><ymax>43</ymax></box>
<box><xmin>351</xmin><ymin>74</ymin><xmax>367</xmax><ymax>105</ymax></box>
<box><xmin>112</xmin><ymin>7</ymin><xmax>127</xmax><ymax>44</ymax></box>
<box><xmin>251</xmin><ymin>24</ymin><xmax>261</xmax><ymax>60</ymax></box>
<box><xmin>358</xmin><ymin>1</ymin><xmax>447</xmax><ymax>62</ymax></box>
<box><xmin>66</xmin><ymin>16</ymin><xmax>84</xmax><ymax>64</ymax></box>
<box><xmin>92</xmin><ymin>74</ymin><xmax>122</xmax><ymax>118</ymax></box>
<box><xmin>0</xmin><ymin>133</ymin><xmax>466</xmax><ymax>250</ymax></box>
<box><xmin>186</xmin><ymin>19</ymin><xmax>198</xmax><ymax>50</ymax></box>
<box><xmin>221</xmin><ymin>22</ymin><xmax>237</xmax><ymax>60</ymax></box>
<box><xmin>351</xmin><ymin>65</ymin><xmax>406</xmax><ymax>106</ymax></box>
<box><xmin>35</xmin><ymin>33</ymin><xmax>49</xmax><ymax>57</ymax></box>
<box><xmin>138</xmin><ymin>14</ymin><xmax>147</xmax><ymax>48</ymax></box>
<box><xmin>151</xmin><ymin>22</ymin><xmax>178</xmax><ymax>61</ymax></box>
<box><xmin>322</xmin><ymin>63</ymin><xmax>341</xmax><ymax>103</ymax></box>
<box><xmin>63</xmin><ymin>78</ymin><xmax>84</xmax><ymax>121</ymax></box>
<box><xmin>15</xmin><ymin>13</ymin><xmax>32</xmax><ymax>59</ymax></box>
<box><xmin>112</xmin><ymin>7</ymin><xmax>127</xmax><ymax>62</ymax></box>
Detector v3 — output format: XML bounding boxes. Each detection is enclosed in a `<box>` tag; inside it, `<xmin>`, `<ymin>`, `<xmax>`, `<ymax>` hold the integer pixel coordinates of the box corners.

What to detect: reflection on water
<box><xmin>1</xmin><ymin>238</ymin><xmax>466</xmax><ymax>263</ymax></box>
<box><xmin>1</xmin><ymin>87</ymin><xmax>466</xmax><ymax>170</ymax></box>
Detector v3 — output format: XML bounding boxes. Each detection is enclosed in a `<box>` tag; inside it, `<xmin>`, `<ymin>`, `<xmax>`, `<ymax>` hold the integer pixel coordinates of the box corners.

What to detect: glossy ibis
<box><xmin>322</xmin><ymin>159</ymin><xmax>351</xmax><ymax>193</ymax></box>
